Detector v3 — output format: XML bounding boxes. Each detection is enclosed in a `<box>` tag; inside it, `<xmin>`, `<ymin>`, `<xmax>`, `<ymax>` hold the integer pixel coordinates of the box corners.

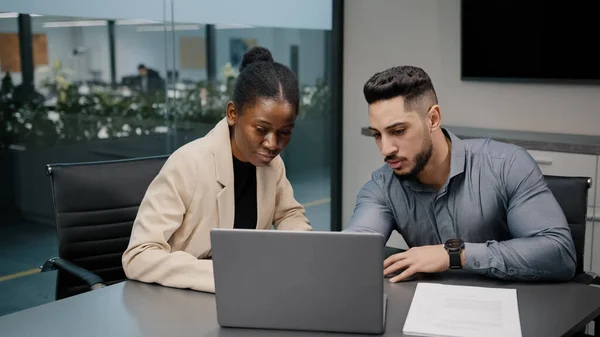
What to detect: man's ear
<box><xmin>226</xmin><ymin>101</ymin><xmax>237</xmax><ymax>126</ymax></box>
<box><xmin>427</xmin><ymin>104</ymin><xmax>441</xmax><ymax>131</ymax></box>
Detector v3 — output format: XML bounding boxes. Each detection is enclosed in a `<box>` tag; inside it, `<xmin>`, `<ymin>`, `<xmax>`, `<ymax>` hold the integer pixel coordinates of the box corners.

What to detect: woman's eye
<box><xmin>256</xmin><ymin>127</ymin><xmax>267</xmax><ymax>134</ymax></box>
<box><xmin>279</xmin><ymin>130</ymin><xmax>292</xmax><ymax>136</ymax></box>
<box><xmin>371</xmin><ymin>133</ymin><xmax>381</xmax><ymax>139</ymax></box>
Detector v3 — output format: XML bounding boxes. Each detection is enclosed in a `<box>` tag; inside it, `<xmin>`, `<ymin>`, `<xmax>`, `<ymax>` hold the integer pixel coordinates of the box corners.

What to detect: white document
<box><xmin>402</xmin><ymin>283</ymin><xmax>522</xmax><ymax>337</ymax></box>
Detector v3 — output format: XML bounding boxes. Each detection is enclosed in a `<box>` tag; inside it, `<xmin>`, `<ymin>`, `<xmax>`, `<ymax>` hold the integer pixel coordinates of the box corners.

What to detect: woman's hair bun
<box><xmin>239</xmin><ymin>46</ymin><xmax>274</xmax><ymax>72</ymax></box>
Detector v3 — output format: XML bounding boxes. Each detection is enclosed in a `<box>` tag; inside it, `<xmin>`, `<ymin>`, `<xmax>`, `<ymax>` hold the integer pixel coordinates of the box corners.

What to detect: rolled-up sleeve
<box><xmin>345</xmin><ymin>179</ymin><xmax>396</xmax><ymax>243</ymax></box>
<box><xmin>464</xmin><ymin>148</ymin><xmax>577</xmax><ymax>281</ymax></box>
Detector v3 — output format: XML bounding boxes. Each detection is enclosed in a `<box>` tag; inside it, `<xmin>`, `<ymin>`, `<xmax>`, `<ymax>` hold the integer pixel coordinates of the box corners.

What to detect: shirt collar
<box><xmin>445</xmin><ymin>128</ymin><xmax>466</xmax><ymax>180</ymax></box>
<box><xmin>401</xmin><ymin>128</ymin><xmax>466</xmax><ymax>192</ymax></box>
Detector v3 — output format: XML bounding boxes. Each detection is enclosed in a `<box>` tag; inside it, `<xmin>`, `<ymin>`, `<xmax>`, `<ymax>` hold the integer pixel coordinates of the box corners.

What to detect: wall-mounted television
<box><xmin>461</xmin><ymin>1</ymin><xmax>600</xmax><ymax>82</ymax></box>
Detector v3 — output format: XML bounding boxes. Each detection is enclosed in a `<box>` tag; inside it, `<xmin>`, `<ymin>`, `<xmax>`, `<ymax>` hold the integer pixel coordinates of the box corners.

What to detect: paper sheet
<box><xmin>402</xmin><ymin>283</ymin><xmax>522</xmax><ymax>337</ymax></box>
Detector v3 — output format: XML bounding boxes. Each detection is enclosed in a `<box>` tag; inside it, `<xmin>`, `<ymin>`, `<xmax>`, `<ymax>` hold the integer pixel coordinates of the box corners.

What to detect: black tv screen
<box><xmin>461</xmin><ymin>1</ymin><xmax>600</xmax><ymax>82</ymax></box>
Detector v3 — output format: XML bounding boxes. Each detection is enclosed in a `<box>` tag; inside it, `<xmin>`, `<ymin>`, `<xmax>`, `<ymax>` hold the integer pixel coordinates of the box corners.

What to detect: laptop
<box><xmin>210</xmin><ymin>229</ymin><xmax>388</xmax><ymax>335</ymax></box>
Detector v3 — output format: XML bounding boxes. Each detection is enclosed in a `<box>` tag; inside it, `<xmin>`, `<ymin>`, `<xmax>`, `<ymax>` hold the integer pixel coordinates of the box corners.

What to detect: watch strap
<box><xmin>449</xmin><ymin>250</ymin><xmax>462</xmax><ymax>269</ymax></box>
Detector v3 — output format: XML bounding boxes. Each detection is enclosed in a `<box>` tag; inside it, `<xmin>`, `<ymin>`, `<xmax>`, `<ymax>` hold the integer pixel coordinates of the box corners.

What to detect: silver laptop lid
<box><xmin>210</xmin><ymin>229</ymin><xmax>386</xmax><ymax>334</ymax></box>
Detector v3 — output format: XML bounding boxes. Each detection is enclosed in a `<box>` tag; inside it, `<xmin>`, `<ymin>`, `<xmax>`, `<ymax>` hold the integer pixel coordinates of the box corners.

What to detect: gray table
<box><xmin>1</xmin><ymin>273</ymin><xmax>600</xmax><ymax>337</ymax></box>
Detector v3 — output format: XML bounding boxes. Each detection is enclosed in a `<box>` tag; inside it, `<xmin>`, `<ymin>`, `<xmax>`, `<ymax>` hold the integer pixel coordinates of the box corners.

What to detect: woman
<box><xmin>122</xmin><ymin>47</ymin><xmax>312</xmax><ymax>293</ymax></box>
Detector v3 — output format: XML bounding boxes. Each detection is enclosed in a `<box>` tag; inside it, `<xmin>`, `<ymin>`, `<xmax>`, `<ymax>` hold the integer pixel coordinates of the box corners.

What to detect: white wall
<box><xmin>0</xmin><ymin>17</ymin><xmax>326</xmax><ymax>87</ymax></box>
<box><xmin>342</xmin><ymin>0</ymin><xmax>600</xmax><ymax>247</ymax></box>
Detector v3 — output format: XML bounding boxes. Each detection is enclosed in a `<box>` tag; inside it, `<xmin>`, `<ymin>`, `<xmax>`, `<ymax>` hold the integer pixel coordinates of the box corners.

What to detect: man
<box><xmin>346</xmin><ymin>65</ymin><xmax>576</xmax><ymax>282</ymax></box>
<box><xmin>137</xmin><ymin>64</ymin><xmax>164</xmax><ymax>94</ymax></box>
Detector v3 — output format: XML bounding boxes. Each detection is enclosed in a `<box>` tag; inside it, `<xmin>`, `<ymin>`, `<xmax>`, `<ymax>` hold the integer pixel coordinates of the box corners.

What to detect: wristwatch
<box><xmin>444</xmin><ymin>238</ymin><xmax>464</xmax><ymax>269</ymax></box>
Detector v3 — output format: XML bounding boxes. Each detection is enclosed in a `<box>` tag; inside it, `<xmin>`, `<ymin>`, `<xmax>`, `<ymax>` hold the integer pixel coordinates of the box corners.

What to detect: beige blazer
<box><xmin>122</xmin><ymin>118</ymin><xmax>311</xmax><ymax>293</ymax></box>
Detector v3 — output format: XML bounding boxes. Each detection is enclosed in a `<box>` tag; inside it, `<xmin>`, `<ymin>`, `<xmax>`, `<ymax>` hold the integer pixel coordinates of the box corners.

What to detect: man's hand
<box><xmin>383</xmin><ymin>245</ymin><xmax>452</xmax><ymax>282</ymax></box>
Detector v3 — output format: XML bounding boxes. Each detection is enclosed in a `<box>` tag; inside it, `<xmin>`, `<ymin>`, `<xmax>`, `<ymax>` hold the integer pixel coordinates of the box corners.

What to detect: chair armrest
<box><xmin>41</xmin><ymin>257</ymin><xmax>106</xmax><ymax>290</ymax></box>
<box><xmin>573</xmin><ymin>271</ymin><xmax>599</xmax><ymax>286</ymax></box>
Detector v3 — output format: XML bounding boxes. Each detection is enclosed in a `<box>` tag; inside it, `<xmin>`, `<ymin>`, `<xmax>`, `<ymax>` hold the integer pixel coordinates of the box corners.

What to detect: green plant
<box><xmin>0</xmin><ymin>73</ymin><xmax>50</xmax><ymax>151</ymax></box>
<box><xmin>0</xmin><ymin>61</ymin><xmax>331</xmax><ymax>150</ymax></box>
<box><xmin>37</xmin><ymin>60</ymin><xmax>74</xmax><ymax>102</ymax></box>
<box><xmin>299</xmin><ymin>77</ymin><xmax>331</xmax><ymax>120</ymax></box>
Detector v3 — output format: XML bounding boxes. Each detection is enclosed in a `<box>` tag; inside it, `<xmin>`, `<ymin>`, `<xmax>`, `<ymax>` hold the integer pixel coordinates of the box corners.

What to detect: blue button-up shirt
<box><xmin>346</xmin><ymin>129</ymin><xmax>576</xmax><ymax>281</ymax></box>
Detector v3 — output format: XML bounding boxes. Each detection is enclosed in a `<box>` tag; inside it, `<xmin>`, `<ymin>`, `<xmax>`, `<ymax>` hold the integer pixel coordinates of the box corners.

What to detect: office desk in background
<box><xmin>1</xmin><ymin>273</ymin><xmax>600</xmax><ymax>337</ymax></box>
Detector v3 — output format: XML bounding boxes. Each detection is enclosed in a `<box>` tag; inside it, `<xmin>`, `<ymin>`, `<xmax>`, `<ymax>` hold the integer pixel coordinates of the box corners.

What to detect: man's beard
<box><xmin>395</xmin><ymin>135</ymin><xmax>433</xmax><ymax>181</ymax></box>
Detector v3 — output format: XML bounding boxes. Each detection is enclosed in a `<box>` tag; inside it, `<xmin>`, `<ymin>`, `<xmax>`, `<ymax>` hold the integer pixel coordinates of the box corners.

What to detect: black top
<box><xmin>232</xmin><ymin>156</ymin><xmax>257</xmax><ymax>229</ymax></box>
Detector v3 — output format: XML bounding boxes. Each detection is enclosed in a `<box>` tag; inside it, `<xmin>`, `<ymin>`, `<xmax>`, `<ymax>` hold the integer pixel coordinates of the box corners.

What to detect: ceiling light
<box><xmin>136</xmin><ymin>24</ymin><xmax>202</xmax><ymax>32</ymax></box>
<box><xmin>0</xmin><ymin>12</ymin><xmax>41</xmax><ymax>18</ymax></box>
<box><xmin>215</xmin><ymin>24</ymin><xmax>254</xmax><ymax>29</ymax></box>
<box><xmin>115</xmin><ymin>19</ymin><xmax>160</xmax><ymax>25</ymax></box>
<box><xmin>43</xmin><ymin>20</ymin><xmax>107</xmax><ymax>28</ymax></box>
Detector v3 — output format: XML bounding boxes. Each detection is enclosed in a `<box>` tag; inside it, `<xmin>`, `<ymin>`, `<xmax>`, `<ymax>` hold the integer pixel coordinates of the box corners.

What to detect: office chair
<box><xmin>544</xmin><ymin>175</ymin><xmax>600</xmax><ymax>337</ymax></box>
<box><xmin>543</xmin><ymin>175</ymin><xmax>597</xmax><ymax>280</ymax></box>
<box><xmin>41</xmin><ymin>155</ymin><xmax>169</xmax><ymax>300</ymax></box>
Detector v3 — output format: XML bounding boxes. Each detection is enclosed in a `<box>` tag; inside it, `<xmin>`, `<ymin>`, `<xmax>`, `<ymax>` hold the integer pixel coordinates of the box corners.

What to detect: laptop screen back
<box><xmin>210</xmin><ymin>229</ymin><xmax>386</xmax><ymax>334</ymax></box>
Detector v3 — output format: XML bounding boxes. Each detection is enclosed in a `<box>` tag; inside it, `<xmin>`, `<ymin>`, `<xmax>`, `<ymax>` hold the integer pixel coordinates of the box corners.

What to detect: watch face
<box><xmin>445</xmin><ymin>238</ymin><xmax>464</xmax><ymax>249</ymax></box>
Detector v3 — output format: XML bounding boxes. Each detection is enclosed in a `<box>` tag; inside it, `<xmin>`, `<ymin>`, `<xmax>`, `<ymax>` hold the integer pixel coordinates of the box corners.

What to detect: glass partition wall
<box><xmin>168</xmin><ymin>0</ymin><xmax>333</xmax><ymax>230</ymax></box>
<box><xmin>0</xmin><ymin>11</ymin><xmax>175</xmax><ymax>317</ymax></box>
<box><xmin>0</xmin><ymin>0</ymin><xmax>334</xmax><ymax>316</ymax></box>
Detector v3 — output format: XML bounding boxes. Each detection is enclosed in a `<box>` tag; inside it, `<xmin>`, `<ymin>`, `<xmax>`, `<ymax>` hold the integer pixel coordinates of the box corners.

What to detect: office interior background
<box><xmin>0</xmin><ymin>0</ymin><xmax>336</xmax><ymax>316</ymax></box>
<box><xmin>1</xmin><ymin>0</ymin><xmax>600</xmax><ymax>319</ymax></box>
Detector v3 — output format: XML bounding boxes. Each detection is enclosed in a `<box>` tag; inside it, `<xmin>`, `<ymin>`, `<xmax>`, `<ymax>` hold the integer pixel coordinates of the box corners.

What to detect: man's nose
<box><xmin>380</xmin><ymin>136</ymin><xmax>397</xmax><ymax>157</ymax></box>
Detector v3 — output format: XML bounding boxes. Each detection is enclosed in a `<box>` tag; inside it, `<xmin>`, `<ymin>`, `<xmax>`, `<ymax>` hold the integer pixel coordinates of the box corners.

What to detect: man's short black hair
<box><xmin>363</xmin><ymin>65</ymin><xmax>438</xmax><ymax>112</ymax></box>
<box><xmin>138</xmin><ymin>64</ymin><xmax>146</xmax><ymax>70</ymax></box>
